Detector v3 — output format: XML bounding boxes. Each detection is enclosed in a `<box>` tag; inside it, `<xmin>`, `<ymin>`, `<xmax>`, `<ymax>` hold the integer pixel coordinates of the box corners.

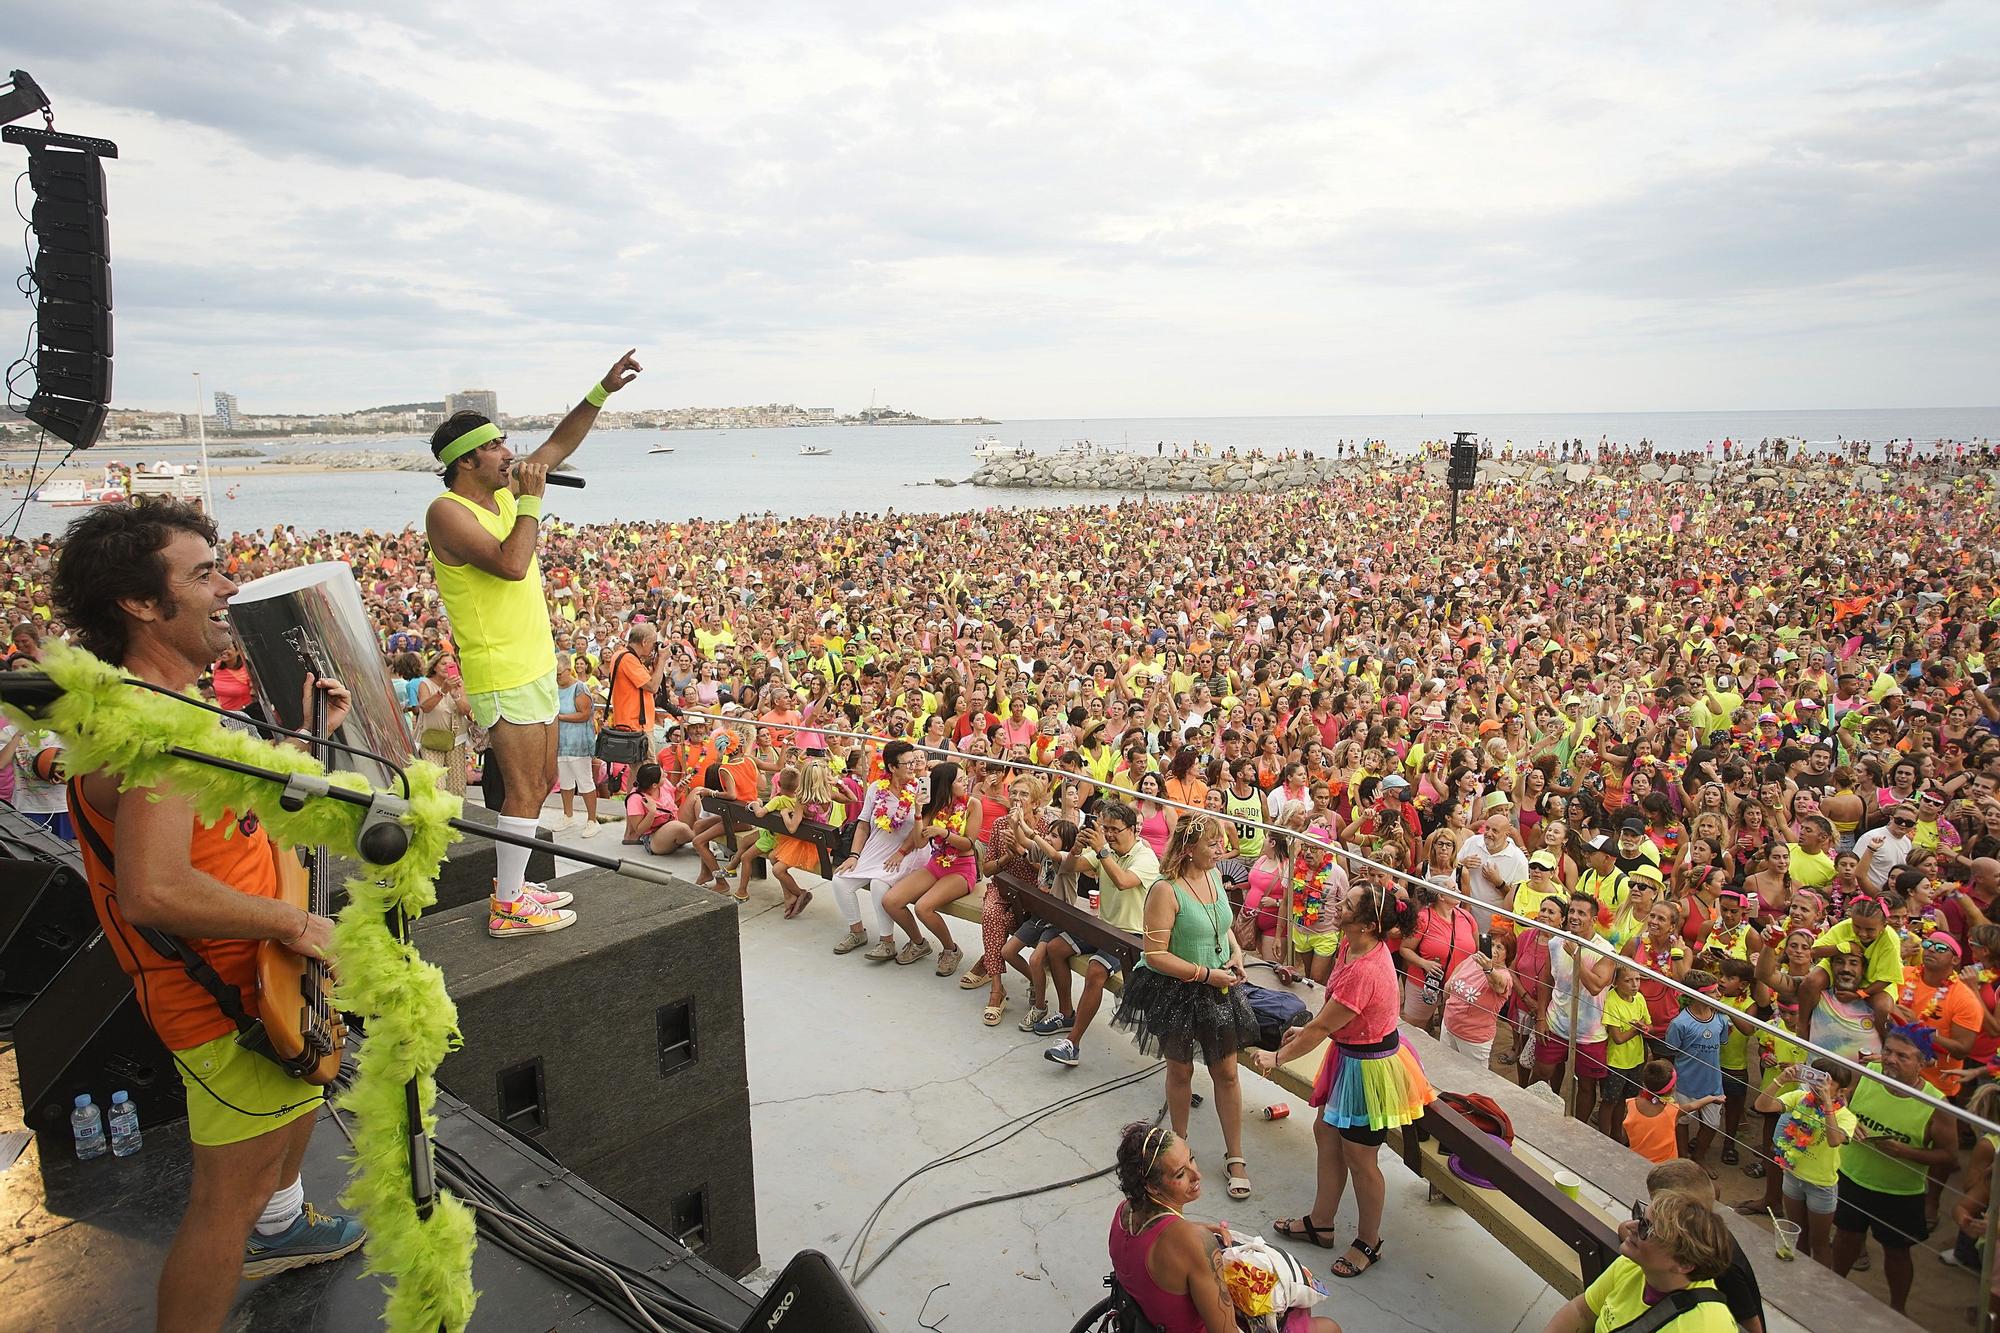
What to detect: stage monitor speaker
<box><xmin>415</xmin><ymin>865</ymin><xmax>760</xmax><ymax>1277</ymax></box>
<box><xmin>0</xmin><ymin>807</ymin><xmax>96</xmax><ymax>998</ymax></box>
<box><xmin>23</xmin><ymin>142</ymin><xmax>112</xmax><ymax>449</ymax></box>
<box><xmin>13</xmin><ymin>926</ymin><xmax>185</xmax><ymax>1145</ymax></box>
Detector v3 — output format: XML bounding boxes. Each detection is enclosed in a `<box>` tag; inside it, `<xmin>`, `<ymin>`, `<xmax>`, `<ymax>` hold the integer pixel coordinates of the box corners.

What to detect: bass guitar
<box><xmin>255</xmin><ymin>839</ymin><xmax>345</xmax><ymax>1085</ymax></box>
<box><xmin>254</xmin><ymin>631</ymin><xmax>344</xmax><ymax>1085</ymax></box>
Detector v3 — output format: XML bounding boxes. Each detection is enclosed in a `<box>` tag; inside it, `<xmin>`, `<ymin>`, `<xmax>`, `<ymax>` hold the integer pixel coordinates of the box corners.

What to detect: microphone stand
<box><xmin>164</xmin><ymin>739</ymin><xmax>681</xmax><ymax>1224</ymax></box>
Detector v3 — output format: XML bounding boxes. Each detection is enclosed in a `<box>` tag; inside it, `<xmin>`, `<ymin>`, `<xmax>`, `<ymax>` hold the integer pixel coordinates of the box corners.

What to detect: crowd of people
<box><xmin>7</xmin><ymin>430</ymin><xmax>2000</xmax><ymax>1329</ymax></box>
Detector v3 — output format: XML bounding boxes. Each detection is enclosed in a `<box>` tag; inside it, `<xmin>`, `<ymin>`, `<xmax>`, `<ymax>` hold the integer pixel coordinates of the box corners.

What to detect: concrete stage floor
<box><xmin>541</xmin><ymin>812</ymin><xmax>1573</xmax><ymax>1333</ymax></box>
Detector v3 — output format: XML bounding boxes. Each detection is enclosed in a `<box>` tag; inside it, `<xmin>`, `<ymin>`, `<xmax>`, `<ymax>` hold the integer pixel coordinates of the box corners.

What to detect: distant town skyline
<box><xmin>10</xmin><ymin>2</ymin><xmax>1998</xmax><ymax>418</ymax></box>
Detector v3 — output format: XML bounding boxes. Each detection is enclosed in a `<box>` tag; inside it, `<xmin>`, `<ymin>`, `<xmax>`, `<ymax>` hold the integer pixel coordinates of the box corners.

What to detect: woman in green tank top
<box><xmin>1111</xmin><ymin>814</ymin><xmax>1262</xmax><ymax>1202</ymax></box>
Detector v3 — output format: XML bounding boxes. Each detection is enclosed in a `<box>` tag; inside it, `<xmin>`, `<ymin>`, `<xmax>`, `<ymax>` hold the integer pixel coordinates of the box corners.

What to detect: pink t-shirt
<box><xmin>1328</xmin><ymin>940</ymin><xmax>1400</xmax><ymax>1044</ymax></box>
<box><xmin>1441</xmin><ymin>955</ymin><xmax>1507</xmax><ymax>1044</ymax></box>
<box><xmin>626</xmin><ymin>789</ymin><xmax>674</xmax><ymax>832</ymax></box>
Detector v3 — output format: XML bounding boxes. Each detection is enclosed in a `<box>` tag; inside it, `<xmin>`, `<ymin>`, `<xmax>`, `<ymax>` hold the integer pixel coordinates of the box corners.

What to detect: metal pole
<box><xmin>1562</xmin><ymin>948</ymin><xmax>1582</xmax><ymax>1119</ymax></box>
<box><xmin>193</xmin><ymin>371</ymin><xmax>214</xmax><ymax>514</ymax></box>
<box><xmin>1449</xmin><ymin>485</ymin><xmax>1459</xmax><ymax>541</ymax></box>
<box><xmin>1980</xmin><ymin>1139</ymin><xmax>2000</xmax><ymax>1333</ymax></box>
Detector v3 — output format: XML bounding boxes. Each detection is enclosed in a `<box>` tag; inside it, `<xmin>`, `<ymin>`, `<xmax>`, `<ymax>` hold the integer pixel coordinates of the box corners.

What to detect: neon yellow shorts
<box><xmin>175</xmin><ymin>1031</ymin><xmax>323</xmax><ymax>1146</ymax></box>
<box><xmin>467</xmin><ymin>668</ymin><xmax>559</xmax><ymax>729</ymax></box>
<box><xmin>1291</xmin><ymin>930</ymin><xmax>1341</xmax><ymax>957</ymax></box>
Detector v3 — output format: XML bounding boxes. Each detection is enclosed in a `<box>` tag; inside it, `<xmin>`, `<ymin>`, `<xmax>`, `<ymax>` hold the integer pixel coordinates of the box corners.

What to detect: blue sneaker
<box><xmin>243</xmin><ymin>1202</ymin><xmax>367</xmax><ymax>1278</ymax></box>
<box><xmin>1028</xmin><ymin>1013</ymin><xmax>1072</xmax><ymax>1037</ymax></box>
<box><xmin>1044</xmin><ymin>1038</ymin><xmax>1081</xmax><ymax>1067</ymax></box>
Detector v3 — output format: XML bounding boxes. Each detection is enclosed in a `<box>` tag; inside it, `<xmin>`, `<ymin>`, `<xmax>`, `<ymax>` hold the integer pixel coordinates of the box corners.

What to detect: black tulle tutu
<box><xmin>1112</xmin><ymin>966</ymin><xmax>1261</xmax><ymax>1067</ymax></box>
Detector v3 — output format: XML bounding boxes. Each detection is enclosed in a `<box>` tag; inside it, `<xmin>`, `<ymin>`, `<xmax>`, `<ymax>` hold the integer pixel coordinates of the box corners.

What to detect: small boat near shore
<box><xmin>798</xmin><ymin>445</ymin><xmax>832</xmax><ymax>457</ymax></box>
<box><xmin>648</xmin><ymin>445</ymin><xmax>676</xmax><ymax>455</ymax></box>
<box><xmin>971</xmin><ymin>435</ymin><xmax>1030</xmax><ymax>460</ymax></box>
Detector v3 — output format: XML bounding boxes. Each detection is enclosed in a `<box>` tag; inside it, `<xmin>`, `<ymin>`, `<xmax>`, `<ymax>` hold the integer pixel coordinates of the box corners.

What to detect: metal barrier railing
<box><xmin>663</xmin><ymin>704</ymin><xmax>2000</xmax><ymax>1326</ymax></box>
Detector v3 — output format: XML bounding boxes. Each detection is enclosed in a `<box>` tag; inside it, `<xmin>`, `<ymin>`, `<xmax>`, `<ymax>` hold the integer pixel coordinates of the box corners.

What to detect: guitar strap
<box><xmin>68</xmin><ymin>780</ymin><xmax>288</xmax><ymax>1069</ymax></box>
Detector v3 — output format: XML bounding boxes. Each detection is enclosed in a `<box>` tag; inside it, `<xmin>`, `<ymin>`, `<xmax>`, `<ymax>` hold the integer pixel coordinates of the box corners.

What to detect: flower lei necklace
<box><xmin>870</xmin><ymin>777</ymin><xmax>919</xmax><ymax>831</ymax></box>
<box><xmin>1775</xmin><ymin>1087</ymin><xmax>1833</xmax><ymax>1172</ymax></box>
<box><xmin>1292</xmin><ymin>851</ymin><xmax>1336</xmax><ymax>928</ymax></box>
<box><xmin>934</xmin><ymin>798</ymin><xmax>968</xmax><ymax>839</ymax></box>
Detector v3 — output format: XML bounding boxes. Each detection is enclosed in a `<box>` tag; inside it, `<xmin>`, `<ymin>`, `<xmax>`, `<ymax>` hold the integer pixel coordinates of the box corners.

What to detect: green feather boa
<box><xmin>6</xmin><ymin>643</ymin><xmax>478</xmax><ymax>1331</ymax></box>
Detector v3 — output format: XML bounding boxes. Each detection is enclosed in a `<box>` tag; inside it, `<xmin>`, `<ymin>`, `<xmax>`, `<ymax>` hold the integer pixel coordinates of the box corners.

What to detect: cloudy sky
<box><xmin>14</xmin><ymin>2</ymin><xmax>1999</xmax><ymax>418</ymax></box>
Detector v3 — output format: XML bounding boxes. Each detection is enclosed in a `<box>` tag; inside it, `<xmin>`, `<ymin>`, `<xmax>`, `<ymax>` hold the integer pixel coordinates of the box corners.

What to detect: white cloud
<box><xmin>9</xmin><ymin>0</ymin><xmax>1998</xmax><ymax>416</ymax></box>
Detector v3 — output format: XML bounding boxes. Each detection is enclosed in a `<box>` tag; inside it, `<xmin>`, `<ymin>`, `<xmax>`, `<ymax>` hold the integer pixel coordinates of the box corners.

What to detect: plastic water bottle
<box><xmin>108</xmin><ymin>1090</ymin><xmax>142</xmax><ymax>1158</ymax></box>
<box><xmin>71</xmin><ymin>1093</ymin><xmax>106</xmax><ymax>1161</ymax></box>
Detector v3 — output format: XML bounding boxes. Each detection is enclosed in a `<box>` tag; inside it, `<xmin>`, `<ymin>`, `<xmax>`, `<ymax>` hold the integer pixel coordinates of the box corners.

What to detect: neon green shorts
<box><xmin>175</xmin><ymin>1031</ymin><xmax>323</xmax><ymax>1146</ymax></box>
<box><xmin>1291</xmin><ymin>930</ymin><xmax>1341</xmax><ymax>958</ymax></box>
<box><xmin>466</xmin><ymin>668</ymin><xmax>559</xmax><ymax>729</ymax></box>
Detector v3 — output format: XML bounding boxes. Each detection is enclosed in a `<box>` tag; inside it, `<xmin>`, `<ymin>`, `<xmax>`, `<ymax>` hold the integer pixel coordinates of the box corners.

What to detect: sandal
<box><xmin>1224</xmin><ymin>1157</ymin><xmax>1251</xmax><ymax>1201</ymax></box>
<box><xmin>982</xmin><ymin>1002</ymin><xmax>1005</xmax><ymax>1027</ymax></box>
<box><xmin>959</xmin><ymin>966</ymin><xmax>991</xmax><ymax>990</ymax></box>
<box><xmin>1721</xmin><ymin>1143</ymin><xmax>1739</xmax><ymax>1166</ymax></box>
<box><xmin>1271</xmin><ymin>1216</ymin><xmax>1337</xmax><ymax>1248</ymax></box>
<box><xmin>1742</xmin><ymin>1161</ymin><xmax>1765</xmax><ymax>1179</ymax></box>
<box><xmin>1331</xmin><ymin>1237</ymin><xmax>1382</xmax><ymax>1279</ymax></box>
<box><xmin>1732</xmin><ymin>1201</ymin><xmax>1768</xmax><ymax>1217</ymax></box>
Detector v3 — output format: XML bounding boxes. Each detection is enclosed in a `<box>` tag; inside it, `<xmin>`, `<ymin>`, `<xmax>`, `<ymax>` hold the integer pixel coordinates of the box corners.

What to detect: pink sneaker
<box><xmin>487</xmin><ymin>896</ymin><xmax>577</xmax><ymax>938</ymax></box>
<box><xmin>492</xmin><ymin>879</ymin><xmax>574</xmax><ymax>910</ymax></box>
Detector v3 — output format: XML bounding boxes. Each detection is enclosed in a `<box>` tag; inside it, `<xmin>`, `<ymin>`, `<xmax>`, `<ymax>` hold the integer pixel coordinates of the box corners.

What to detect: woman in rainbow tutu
<box><xmin>1250</xmin><ymin>866</ymin><xmax>1434</xmax><ymax>1279</ymax></box>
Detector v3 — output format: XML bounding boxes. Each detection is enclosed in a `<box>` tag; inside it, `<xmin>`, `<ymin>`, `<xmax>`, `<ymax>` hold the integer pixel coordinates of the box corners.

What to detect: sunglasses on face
<box><xmin>1892</xmin><ymin>817</ymin><xmax>1916</xmax><ymax>827</ymax></box>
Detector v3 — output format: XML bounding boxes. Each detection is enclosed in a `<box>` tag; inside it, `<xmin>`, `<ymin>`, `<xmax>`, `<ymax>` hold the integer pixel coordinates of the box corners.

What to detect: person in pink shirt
<box><xmin>1440</xmin><ymin>933</ymin><xmax>1515</xmax><ymax>1067</ymax></box>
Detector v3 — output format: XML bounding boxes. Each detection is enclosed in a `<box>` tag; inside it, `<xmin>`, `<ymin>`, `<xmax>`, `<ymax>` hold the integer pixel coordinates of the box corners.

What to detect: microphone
<box><xmin>503</xmin><ymin>462</ymin><xmax>585</xmax><ymax>489</ymax></box>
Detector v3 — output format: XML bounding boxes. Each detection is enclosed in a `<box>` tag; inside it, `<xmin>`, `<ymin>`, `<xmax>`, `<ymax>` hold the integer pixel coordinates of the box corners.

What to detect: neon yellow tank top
<box><xmin>429</xmin><ymin>490</ymin><xmax>556</xmax><ymax>695</ymax></box>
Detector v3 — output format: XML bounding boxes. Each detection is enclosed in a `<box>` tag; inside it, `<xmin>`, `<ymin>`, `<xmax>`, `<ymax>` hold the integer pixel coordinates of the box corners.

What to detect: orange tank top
<box><xmin>1623</xmin><ymin>1100</ymin><xmax>1683</xmax><ymax>1164</ymax></box>
<box><xmin>69</xmin><ymin>784</ymin><xmax>281</xmax><ymax>1052</ymax></box>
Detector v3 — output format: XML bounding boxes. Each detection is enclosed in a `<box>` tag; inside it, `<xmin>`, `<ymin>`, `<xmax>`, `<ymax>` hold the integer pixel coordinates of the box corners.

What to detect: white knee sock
<box><xmin>255</xmin><ymin>1176</ymin><xmax>305</xmax><ymax>1235</ymax></box>
<box><xmin>494</xmin><ymin>815</ymin><xmax>539</xmax><ymax>905</ymax></box>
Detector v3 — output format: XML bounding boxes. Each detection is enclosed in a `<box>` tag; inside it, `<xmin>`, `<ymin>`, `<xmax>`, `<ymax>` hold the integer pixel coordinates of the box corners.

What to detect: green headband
<box><xmin>437</xmin><ymin>422</ymin><xmax>501</xmax><ymax>467</ymax></box>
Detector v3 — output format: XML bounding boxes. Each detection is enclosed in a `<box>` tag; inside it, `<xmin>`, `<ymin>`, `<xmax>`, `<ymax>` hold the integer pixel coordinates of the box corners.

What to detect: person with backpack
<box><xmin>1540</xmin><ymin>1189</ymin><xmax>1737</xmax><ymax>1332</ymax></box>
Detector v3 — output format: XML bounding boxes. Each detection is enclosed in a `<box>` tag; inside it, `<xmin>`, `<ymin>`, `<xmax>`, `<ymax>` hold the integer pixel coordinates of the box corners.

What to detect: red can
<box><xmin>1088</xmin><ymin>889</ymin><xmax>1100</xmax><ymax>913</ymax></box>
<box><xmin>1261</xmin><ymin>1104</ymin><xmax>1291</xmax><ymax>1121</ymax></box>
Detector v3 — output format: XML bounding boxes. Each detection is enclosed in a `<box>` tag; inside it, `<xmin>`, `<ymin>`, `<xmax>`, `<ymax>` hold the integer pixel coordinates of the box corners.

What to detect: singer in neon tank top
<box><xmin>423</xmin><ymin>350</ymin><xmax>642</xmax><ymax>938</ymax></box>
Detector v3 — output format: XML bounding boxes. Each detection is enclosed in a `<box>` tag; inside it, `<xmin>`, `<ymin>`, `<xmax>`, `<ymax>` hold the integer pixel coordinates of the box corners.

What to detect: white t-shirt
<box><xmin>1547</xmin><ymin>937</ymin><xmax>1607</xmax><ymax>1043</ymax></box>
<box><xmin>1852</xmin><ymin>825</ymin><xmax>1912</xmax><ymax>891</ymax></box>
<box><xmin>11</xmin><ymin>731</ymin><xmax>65</xmax><ymax>814</ymax></box>
<box><xmin>848</xmin><ymin>783</ymin><xmax>933</xmax><ymax>882</ymax></box>
<box><xmin>1455</xmin><ymin>836</ymin><xmax>1529</xmax><ymax>922</ymax></box>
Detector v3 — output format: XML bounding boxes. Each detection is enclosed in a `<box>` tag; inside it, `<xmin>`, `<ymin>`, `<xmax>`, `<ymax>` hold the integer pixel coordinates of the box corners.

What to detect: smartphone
<box><xmin>1797</xmin><ymin>1066</ymin><xmax>1830</xmax><ymax>1090</ymax></box>
<box><xmin>918</xmin><ymin>773</ymin><xmax>933</xmax><ymax>804</ymax></box>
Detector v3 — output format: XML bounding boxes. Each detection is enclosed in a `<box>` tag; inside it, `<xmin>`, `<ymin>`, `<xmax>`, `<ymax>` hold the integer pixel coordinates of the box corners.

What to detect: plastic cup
<box><xmin>1088</xmin><ymin>890</ymin><xmax>1100</xmax><ymax>913</ymax></box>
<box><xmin>1553</xmin><ymin>1170</ymin><xmax>1582</xmax><ymax>1201</ymax></box>
<box><xmin>1773</xmin><ymin>1218</ymin><xmax>1801</xmax><ymax>1262</ymax></box>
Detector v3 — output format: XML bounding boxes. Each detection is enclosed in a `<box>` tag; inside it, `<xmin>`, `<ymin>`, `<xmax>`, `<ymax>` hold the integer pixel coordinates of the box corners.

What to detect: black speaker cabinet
<box><xmin>414</xmin><ymin>866</ymin><xmax>759</xmax><ymax>1276</ymax></box>
<box><xmin>13</xmin><ymin>927</ymin><xmax>185</xmax><ymax>1144</ymax></box>
<box><xmin>0</xmin><ymin>810</ymin><xmax>98</xmax><ymax>999</ymax></box>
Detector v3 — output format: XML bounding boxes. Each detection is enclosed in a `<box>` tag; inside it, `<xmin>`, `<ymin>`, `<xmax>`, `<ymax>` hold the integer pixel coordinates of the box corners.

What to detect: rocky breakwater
<box><xmin>971</xmin><ymin>453</ymin><xmax>1370</xmax><ymax>493</ymax></box>
<box><xmin>263</xmin><ymin>449</ymin><xmax>440</xmax><ymax>472</ymax></box>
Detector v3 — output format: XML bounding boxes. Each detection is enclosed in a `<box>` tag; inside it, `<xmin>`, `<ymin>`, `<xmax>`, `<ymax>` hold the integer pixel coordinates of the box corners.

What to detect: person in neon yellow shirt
<box><xmin>426</xmin><ymin>349</ymin><xmax>641</xmax><ymax>936</ymax></box>
<box><xmin>1541</xmin><ymin>1189</ymin><xmax>1737</xmax><ymax>1332</ymax></box>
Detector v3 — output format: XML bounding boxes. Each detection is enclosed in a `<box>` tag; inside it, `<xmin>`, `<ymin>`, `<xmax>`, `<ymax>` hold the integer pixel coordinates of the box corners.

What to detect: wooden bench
<box><xmin>704</xmin><ymin>796</ymin><xmax>846</xmax><ymax>879</ymax></box>
<box><xmin>937</xmin><ymin>870</ymin><xmax>1142</xmax><ymax>993</ymax></box>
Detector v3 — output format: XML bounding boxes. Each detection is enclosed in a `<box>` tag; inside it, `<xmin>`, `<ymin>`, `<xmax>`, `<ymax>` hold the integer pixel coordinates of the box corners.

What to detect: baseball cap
<box><xmin>1758</xmin><ymin>711</ymin><xmax>1778</xmax><ymax>724</ymax></box>
<box><xmin>1618</xmin><ymin>817</ymin><xmax>1645</xmax><ymax>836</ymax></box>
<box><xmin>1380</xmin><ymin>774</ymin><xmax>1411</xmax><ymax>792</ymax></box>
<box><xmin>1798</xmin><ymin>698</ymin><xmax>1820</xmax><ymax>710</ymax></box>
<box><xmin>1585</xmin><ymin>834</ymin><xmax>1614</xmax><ymax>854</ymax></box>
<box><xmin>1528</xmin><ymin>850</ymin><xmax>1558</xmax><ymax>870</ymax></box>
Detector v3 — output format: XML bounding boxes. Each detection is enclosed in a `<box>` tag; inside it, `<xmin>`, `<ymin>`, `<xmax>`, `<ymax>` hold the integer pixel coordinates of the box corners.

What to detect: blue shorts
<box><xmin>1781</xmin><ymin>1172</ymin><xmax>1838</xmax><ymax>1215</ymax></box>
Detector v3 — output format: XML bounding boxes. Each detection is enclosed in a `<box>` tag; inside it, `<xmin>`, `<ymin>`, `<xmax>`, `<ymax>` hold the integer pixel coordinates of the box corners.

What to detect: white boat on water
<box><xmin>798</xmin><ymin>445</ymin><xmax>832</xmax><ymax>457</ymax></box>
<box><xmin>648</xmin><ymin>445</ymin><xmax>676</xmax><ymax>455</ymax></box>
<box><xmin>971</xmin><ymin>435</ymin><xmax>1030</xmax><ymax>460</ymax></box>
